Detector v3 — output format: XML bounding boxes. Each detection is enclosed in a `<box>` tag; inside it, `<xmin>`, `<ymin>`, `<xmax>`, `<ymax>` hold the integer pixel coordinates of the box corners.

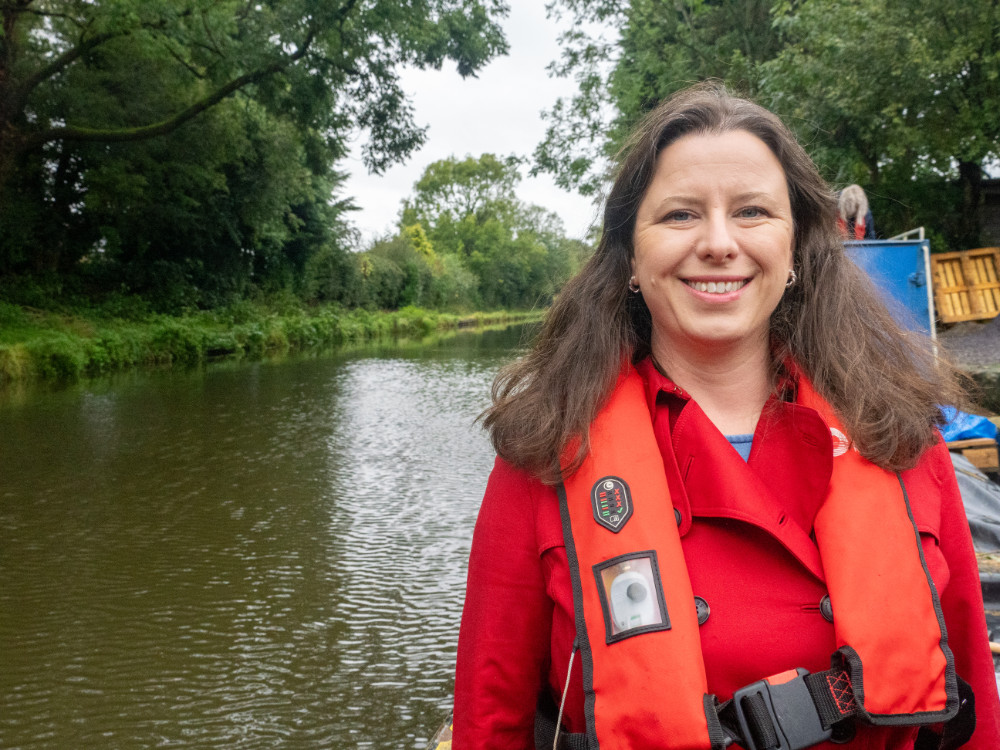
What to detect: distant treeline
<box><xmin>0</xmin><ymin>147</ymin><xmax>591</xmax><ymax>318</ymax></box>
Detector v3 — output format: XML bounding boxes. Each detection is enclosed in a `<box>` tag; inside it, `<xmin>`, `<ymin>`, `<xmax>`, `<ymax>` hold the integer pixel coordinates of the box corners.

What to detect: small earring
<box><xmin>785</xmin><ymin>268</ymin><xmax>797</xmax><ymax>288</ymax></box>
<box><xmin>628</xmin><ymin>276</ymin><xmax>640</xmax><ymax>293</ymax></box>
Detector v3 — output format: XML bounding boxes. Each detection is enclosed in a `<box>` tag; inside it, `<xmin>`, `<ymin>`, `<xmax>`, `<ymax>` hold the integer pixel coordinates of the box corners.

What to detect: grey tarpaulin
<box><xmin>950</xmin><ymin>451</ymin><xmax>1000</xmax><ymax>553</ymax></box>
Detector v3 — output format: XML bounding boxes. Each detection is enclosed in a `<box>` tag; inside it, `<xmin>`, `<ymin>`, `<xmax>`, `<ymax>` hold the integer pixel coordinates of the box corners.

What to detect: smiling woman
<box><xmin>630</xmin><ymin>130</ymin><xmax>795</xmax><ymax>434</ymax></box>
<box><xmin>453</xmin><ymin>83</ymin><xmax>1000</xmax><ymax>749</ymax></box>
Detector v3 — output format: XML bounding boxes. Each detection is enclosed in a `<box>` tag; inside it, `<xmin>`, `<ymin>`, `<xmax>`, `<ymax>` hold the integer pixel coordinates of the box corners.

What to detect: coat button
<box><xmin>830</xmin><ymin>720</ymin><xmax>856</xmax><ymax>744</ymax></box>
<box><xmin>694</xmin><ymin>596</ymin><xmax>710</xmax><ymax>625</ymax></box>
<box><xmin>820</xmin><ymin>595</ymin><xmax>834</xmax><ymax>623</ymax></box>
<box><xmin>674</xmin><ymin>508</ymin><xmax>682</xmax><ymax>526</ymax></box>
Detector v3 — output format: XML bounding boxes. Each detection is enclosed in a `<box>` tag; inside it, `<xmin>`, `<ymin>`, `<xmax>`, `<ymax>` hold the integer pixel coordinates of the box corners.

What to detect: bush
<box><xmin>234</xmin><ymin>324</ymin><xmax>268</xmax><ymax>358</ymax></box>
<box><xmin>0</xmin><ymin>344</ymin><xmax>32</xmax><ymax>384</ymax></box>
<box><xmin>0</xmin><ymin>301</ymin><xmax>29</xmax><ymax>328</ymax></box>
<box><xmin>25</xmin><ymin>335</ymin><xmax>89</xmax><ymax>380</ymax></box>
<box><xmin>86</xmin><ymin>329</ymin><xmax>148</xmax><ymax>373</ymax></box>
<box><xmin>301</xmin><ymin>245</ymin><xmax>364</xmax><ymax>306</ymax></box>
<box><xmin>394</xmin><ymin>306</ymin><xmax>439</xmax><ymax>337</ymax></box>
<box><xmin>124</xmin><ymin>260</ymin><xmax>203</xmax><ymax>315</ymax></box>
<box><xmin>93</xmin><ymin>292</ymin><xmax>153</xmax><ymax>321</ymax></box>
<box><xmin>0</xmin><ymin>299</ymin><xmax>541</xmax><ymax>388</ymax></box>
<box><xmin>148</xmin><ymin>320</ymin><xmax>206</xmax><ymax>364</ymax></box>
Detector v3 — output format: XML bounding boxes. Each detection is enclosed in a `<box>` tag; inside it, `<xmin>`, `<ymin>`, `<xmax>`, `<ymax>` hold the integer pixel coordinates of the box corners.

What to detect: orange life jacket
<box><xmin>556</xmin><ymin>367</ymin><xmax>961</xmax><ymax>749</ymax></box>
<box><xmin>837</xmin><ymin>216</ymin><xmax>866</xmax><ymax>240</ymax></box>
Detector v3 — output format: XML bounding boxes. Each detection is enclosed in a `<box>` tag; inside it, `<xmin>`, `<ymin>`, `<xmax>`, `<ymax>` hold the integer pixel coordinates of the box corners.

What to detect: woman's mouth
<box><xmin>684</xmin><ymin>279</ymin><xmax>749</xmax><ymax>294</ymax></box>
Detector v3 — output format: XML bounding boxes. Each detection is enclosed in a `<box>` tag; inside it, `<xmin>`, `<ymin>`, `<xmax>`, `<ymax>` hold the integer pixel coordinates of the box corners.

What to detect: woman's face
<box><xmin>631</xmin><ymin>129</ymin><xmax>794</xmax><ymax>360</ymax></box>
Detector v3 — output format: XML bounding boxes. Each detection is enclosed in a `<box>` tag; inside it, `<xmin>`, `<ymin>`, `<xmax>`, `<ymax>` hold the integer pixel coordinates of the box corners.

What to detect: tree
<box><xmin>0</xmin><ymin>0</ymin><xmax>509</xmax><ymax>293</ymax></box>
<box><xmin>0</xmin><ymin>0</ymin><xmax>509</xmax><ymax>177</ymax></box>
<box><xmin>538</xmin><ymin>0</ymin><xmax>1000</xmax><ymax>247</ymax></box>
<box><xmin>764</xmin><ymin>0</ymin><xmax>1000</xmax><ymax>245</ymax></box>
<box><xmin>535</xmin><ymin>0</ymin><xmax>781</xmax><ymax>195</ymax></box>
<box><xmin>401</xmin><ymin>153</ymin><xmax>591</xmax><ymax>308</ymax></box>
<box><xmin>403</xmin><ymin>153</ymin><xmax>524</xmax><ymax>225</ymax></box>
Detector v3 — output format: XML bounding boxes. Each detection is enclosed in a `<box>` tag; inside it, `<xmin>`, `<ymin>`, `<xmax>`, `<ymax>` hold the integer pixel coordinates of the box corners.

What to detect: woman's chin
<box><xmin>663</xmin><ymin>323</ymin><xmax>768</xmax><ymax>355</ymax></box>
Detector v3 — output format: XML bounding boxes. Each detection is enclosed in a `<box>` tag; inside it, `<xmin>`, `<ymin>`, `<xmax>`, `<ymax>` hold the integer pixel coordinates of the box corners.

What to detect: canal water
<box><xmin>0</xmin><ymin>325</ymin><xmax>530</xmax><ymax>749</ymax></box>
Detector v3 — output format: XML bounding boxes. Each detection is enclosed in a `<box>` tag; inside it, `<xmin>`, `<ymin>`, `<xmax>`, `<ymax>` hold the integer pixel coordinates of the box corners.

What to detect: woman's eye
<box><xmin>665</xmin><ymin>210</ymin><xmax>692</xmax><ymax>222</ymax></box>
<box><xmin>738</xmin><ymin>206</ymin><xmax>766</xmax><ymax>218</ymax></box>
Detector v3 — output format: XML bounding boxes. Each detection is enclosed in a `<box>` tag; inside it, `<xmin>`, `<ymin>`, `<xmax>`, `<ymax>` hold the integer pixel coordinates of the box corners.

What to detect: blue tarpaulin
<box><xmin>940</xmin><ymin>406</ymin><xmax>1000</xmax><ymax>442</ymax></box>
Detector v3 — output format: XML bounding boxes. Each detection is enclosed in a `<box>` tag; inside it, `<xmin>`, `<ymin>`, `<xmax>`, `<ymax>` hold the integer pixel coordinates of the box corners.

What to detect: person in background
<box><xmin>837</xmin><ymin>183</ymin><xmax>876</xmax><ymax>239</ymax></box>
<box><xmin>454</xmin><ymin>83</ymin><xmax>1000</xmax><ymax>749</ymax></box>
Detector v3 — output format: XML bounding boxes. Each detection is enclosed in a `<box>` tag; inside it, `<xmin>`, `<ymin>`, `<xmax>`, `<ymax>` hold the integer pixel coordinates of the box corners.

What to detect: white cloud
<box><xmin>340</xmin><ymin>0</ymin><xmax>603</xmax><ymax>245</ymax></box>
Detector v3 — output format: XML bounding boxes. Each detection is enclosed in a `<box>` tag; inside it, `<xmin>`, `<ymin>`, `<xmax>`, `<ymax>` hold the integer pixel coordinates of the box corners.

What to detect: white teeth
<box><xmin>688</xmin><ymin>280</ymin><xmax>746</xmax><ymax>293</ymax></box>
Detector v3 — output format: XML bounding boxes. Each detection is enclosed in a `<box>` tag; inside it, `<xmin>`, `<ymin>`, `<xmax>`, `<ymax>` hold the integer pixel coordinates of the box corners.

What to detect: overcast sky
<box><xmin>340</xmin><ymin>1</ymin><xmax>604</xmax><ymax>244</ymax></box>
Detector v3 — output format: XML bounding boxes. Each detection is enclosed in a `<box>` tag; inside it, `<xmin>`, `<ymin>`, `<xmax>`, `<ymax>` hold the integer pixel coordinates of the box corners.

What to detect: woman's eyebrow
<box><xmin>645</xmin><ymin>194</ymin><xmax>702</xmax><ymax>212</ymax></box>
<box><xmin>731</xmin><ymin>191</ymin><xmax>776</xmax><ymax>203</ymax></box>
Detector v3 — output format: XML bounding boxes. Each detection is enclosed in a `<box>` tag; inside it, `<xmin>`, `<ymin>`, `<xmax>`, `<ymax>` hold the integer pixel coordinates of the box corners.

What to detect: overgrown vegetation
<box><xmin>0</xmin><ymin>299</ymin><xmax>542</xmax><ymax>386</ymax></box>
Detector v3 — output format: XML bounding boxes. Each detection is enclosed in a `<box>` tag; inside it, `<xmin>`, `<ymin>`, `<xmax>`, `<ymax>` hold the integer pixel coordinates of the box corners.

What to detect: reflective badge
<box><xmin>830</xmin><ymin>428</ymin><xmax>850</xmax><ymax>457</ymax></box>
<box><xmin>591</xmin><ymin>476</ymin><xmax>633</xmax><ymax>533</ymax></box>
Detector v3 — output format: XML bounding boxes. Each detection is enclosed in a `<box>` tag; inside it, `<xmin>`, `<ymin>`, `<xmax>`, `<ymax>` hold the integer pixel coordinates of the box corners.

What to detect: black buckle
<box><xmin>730</xmin><ymin>668</ymin><xmax>833</xmax><ymax>750</ymax></box>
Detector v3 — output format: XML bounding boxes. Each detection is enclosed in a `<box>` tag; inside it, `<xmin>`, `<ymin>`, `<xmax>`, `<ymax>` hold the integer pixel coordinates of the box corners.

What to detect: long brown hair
<box><xmin>483</xmin><ymin>82</ymin><xmax>965</xmax><ymax>483</ymax></box>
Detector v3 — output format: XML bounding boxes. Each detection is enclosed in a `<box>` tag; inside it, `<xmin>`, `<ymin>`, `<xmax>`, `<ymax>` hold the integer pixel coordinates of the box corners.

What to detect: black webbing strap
<box><xmin>914</xmin><ymin>676</ymin><xmax>977</xmax><ymax>750</ymax></box>
<box><xmin>536</xmin><ymin>668</ymin><xmax>976</xmax><ymax>750</ymax></box>
<box><xmin>534</xmin><ymin>692</ymin><xmax>590</xmax><ymax>750</ymax></box>
<box><xmin>737</xmin><ymin>691</ymin><xmax>781</xmax><ymax>748</ymax></box>
<box><xmin>715</xmin><ymin>668</ymin><xmax>857</xmax><ymax>750</ymax></box>
<box><xmin>802</xmin><ymin>668</ymin><xmax>860</xmax><ymax>727</ymax></box>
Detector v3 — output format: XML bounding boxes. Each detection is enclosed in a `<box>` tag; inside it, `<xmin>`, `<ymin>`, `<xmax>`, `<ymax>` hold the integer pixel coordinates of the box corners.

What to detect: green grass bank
<box><xmin>0</xmin><ymin>301</ymin><xmax>543</xmax><ymax>387</ymax></box>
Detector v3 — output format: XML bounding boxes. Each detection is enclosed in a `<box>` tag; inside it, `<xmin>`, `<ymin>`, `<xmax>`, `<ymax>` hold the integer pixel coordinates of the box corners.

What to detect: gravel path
<box><xmin>937</xmin><ymin>317</ymin><xmax>1000</xmax><ymax>372</ymax></box>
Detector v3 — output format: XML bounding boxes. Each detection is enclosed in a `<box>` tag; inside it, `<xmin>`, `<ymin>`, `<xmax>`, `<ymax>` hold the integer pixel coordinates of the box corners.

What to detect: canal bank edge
<box><xmin>0</xmin><ymin>303</ymin><xmax>544</xmax><ymax>388</ymax></box>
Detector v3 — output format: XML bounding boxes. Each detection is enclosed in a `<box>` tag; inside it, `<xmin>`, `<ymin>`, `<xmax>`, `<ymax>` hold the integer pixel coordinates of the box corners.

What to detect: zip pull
<box><xmin>553</xmin><ymin>638</ymin><xmax>579</xmax><ymax>750</ymax></box>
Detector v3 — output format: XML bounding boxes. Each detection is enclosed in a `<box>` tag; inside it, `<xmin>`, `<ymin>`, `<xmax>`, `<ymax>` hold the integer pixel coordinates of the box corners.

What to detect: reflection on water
<box><xmin>0</xmin><ymin>325</ymin><xmax>530</xmax><ymax>748</ymax></box>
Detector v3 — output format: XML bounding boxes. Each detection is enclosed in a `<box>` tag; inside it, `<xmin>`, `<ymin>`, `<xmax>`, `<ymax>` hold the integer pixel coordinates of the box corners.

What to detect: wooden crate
<box><xmin>947</xmin><ymin>437</ymin><xmax>1000</xmax><ymax>473</ymax></box>
<box><xmin>931</xmin><ymin>247</ymin><xmax>1000</xmax><ymax>323</ymax></box>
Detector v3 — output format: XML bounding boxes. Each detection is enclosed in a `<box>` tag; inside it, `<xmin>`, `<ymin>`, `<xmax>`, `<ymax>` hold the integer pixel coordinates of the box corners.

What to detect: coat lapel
<box><xmin>670</xmin><ymin>398</ymin><xmax>832</xmax><ymax>581</ymax></box>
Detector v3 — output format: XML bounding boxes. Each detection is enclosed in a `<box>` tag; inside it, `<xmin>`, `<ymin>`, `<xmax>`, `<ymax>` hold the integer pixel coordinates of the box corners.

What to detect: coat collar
<box><xmin>635</xmin><ymin>357</ymin><xmax>834</xmax><ymax>580</ymax></box>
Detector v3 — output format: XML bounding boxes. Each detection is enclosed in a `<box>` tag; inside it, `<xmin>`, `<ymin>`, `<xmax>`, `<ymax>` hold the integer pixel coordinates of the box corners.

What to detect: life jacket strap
<box><xmin>535</xmin><ymin>668</ymin><xmax>975</xmax><ymax>750</ymax></box>
<box><xmin>532</xmin><ymin>668</ymin><xmax>851</xmax><ymax>750</ymax></box>
<box><xmin>914</xmin><ymin>676</ymin><xmax>976</xmax><ymax>750</ymax></box>
<box><xmin>715</xmin><ymin>668</ymin><xmax>977</xmax><ymax>750</ymax></box>
<box><xmin>533</xmin><ymin>692</ymin><xmax>589</xmax><ymax>750</ymax></box>
<box><xmin>716</xmin><ymin>668</ymin><xmax>856</xmax><ymax>750</ymax></box>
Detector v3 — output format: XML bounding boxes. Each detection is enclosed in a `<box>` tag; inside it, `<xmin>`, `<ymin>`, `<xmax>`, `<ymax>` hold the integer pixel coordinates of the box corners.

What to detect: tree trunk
<box><xmin>957</xmin><ymin>160</ymin><xmax>984</xmax><ymax>249</ymax></box>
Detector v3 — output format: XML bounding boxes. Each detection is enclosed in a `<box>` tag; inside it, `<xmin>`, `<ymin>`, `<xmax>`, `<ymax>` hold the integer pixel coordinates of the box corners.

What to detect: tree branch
<box><xmin>12</xmin><ymin>7</ymin><xmax>198</xmax><ymax>109</ymax></box>
<box><xmin>23</xmin><ymin>24</ymin><xmax>320</xmax><ymax>150</ymax></box>
<box><xmin>4</xmin><ymin>4</ymin><xmax>86</xmax><ymax>28</ymax></box>
<box><xmin>161</xmin><ymin>38</ymin><xmax>209</xmax><ymax>80</ymax></box>
<box><xmin>6</xmin><ymin>30</ymin><xmax>119</xmax><ymax>117</ymax></box>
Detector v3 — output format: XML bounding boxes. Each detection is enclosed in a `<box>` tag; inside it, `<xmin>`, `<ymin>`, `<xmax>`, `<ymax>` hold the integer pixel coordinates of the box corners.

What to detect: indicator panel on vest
<box><xmin>590</xmin><ymin>475</ymin><xmax>633</xmax><ymax>532</ymax></box>
<box><xmin>593</xmin><ymin>551</ymin><xmax>670</xmax><ymax>643</ymax></box>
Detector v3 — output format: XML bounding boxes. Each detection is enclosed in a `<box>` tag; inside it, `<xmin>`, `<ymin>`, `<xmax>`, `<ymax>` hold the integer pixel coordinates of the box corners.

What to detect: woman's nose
<box><xmin>698</xmin><ymin>213</ymin><xmax>738</xmax><ymax>261</ymax></box>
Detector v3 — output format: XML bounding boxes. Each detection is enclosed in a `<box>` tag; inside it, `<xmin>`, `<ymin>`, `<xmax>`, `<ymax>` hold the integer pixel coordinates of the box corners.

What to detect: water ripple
<box><xmin>1</xmin><ymin>334</ymin><xmax>523</xmax><ymax>748</ymax></box>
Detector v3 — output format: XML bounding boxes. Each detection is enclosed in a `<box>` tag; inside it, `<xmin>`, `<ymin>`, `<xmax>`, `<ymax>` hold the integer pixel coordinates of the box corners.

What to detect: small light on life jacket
<box><xmin>610</xmin><ymin>570</ymin><xmax>656</xmax><ymax>631</ymax></box>
<box><xmin>594</xmin><ymin>551</ymin><xmax>671</xmax><ymax>642</ymax></box>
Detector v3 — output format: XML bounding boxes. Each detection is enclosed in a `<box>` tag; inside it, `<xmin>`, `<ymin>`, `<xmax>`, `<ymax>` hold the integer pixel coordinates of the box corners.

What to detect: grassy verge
<box><xmin>0</xmin><ymin>301</ymin><xmax>543</xmax><ymax>387</ymax></box>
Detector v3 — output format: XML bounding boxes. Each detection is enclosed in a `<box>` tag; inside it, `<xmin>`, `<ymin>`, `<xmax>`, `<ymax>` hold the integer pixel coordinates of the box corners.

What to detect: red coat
<box><xmin>455</xmin><ymin>359</ymin><xmax>1000</xmax><ymax>749</ymax></box>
